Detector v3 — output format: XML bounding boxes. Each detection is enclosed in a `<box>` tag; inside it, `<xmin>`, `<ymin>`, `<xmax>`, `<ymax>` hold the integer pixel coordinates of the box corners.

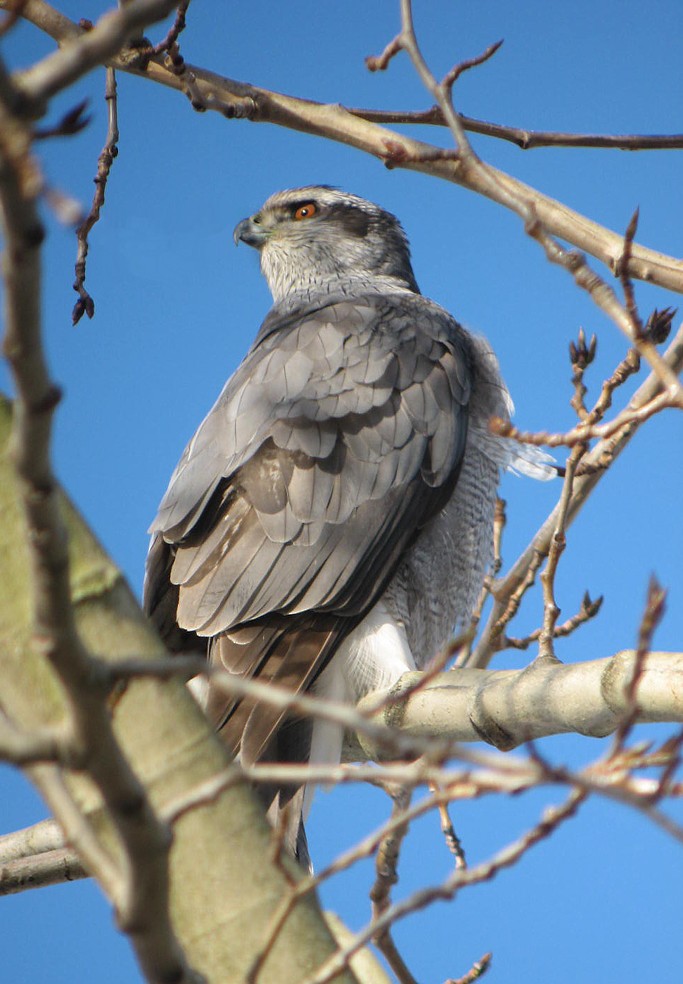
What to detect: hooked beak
<box><xmin>233</xmin><ymin>215</ymin><xmax>268</xmax><ymax>248</ymax></box>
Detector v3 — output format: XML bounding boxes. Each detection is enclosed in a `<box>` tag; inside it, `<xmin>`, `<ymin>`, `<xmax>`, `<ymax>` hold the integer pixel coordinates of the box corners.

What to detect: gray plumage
<box><xmin>144</xmin><ymin>186</ymin><xmax>550</xmax><ymax>867</ymax></box>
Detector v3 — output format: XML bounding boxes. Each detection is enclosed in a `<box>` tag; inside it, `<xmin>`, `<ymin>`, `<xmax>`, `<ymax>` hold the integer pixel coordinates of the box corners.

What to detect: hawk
<box><xmin>144</xmin><ymin>186</ymin><xmax>549</xmax><ymax>867</ymax></box>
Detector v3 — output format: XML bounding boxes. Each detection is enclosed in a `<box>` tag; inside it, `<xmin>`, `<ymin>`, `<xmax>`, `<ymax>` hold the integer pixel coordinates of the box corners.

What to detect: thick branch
<box><xmin>356</xmin><ymin>652</ymin><xmax>683</xmax><ymax>757</ymax></box>
<box><xmin>0</xmin><ymin>391</ymin><xmax>357</xmax><ymax>981</ymax></box>
<box><xmin>0</xmin><ymin>66</ymin><xmax>200</xmax><ymax>977</ymax></box>
<box><xmin>0</xmin><ymin>817</ymin><xmax>63</xmax><ymax>864</ymax></box>
<box><xmin>5</xmin><ymin>641</ymin><xmax>681</xmax><ymax>901</ymax></box>
<box><xmin>12</xmin><ymin>0</ymin><xmax>178</xmax><ymax>111</ymax></box>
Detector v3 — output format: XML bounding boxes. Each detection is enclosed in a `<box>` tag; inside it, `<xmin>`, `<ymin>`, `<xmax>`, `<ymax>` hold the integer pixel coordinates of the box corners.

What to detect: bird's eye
<box><xmin>293</xmin><ymin>203</ymin><xmax>317</xmax><ymax>221</ymax></box>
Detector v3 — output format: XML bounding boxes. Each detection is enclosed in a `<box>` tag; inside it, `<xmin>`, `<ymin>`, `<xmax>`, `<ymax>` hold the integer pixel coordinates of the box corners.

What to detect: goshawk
<box><xmin>144</xmin><ymin>186</ymin><xmax>549</xmax><ymax>866</ymax></box>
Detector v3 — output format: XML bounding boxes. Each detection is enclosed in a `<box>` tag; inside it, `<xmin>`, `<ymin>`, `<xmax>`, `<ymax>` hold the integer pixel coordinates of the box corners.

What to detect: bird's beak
<box><xmin>233</xmin><ymin>215</ymin><xmax>268</xmax><ymax>248</ymax></box>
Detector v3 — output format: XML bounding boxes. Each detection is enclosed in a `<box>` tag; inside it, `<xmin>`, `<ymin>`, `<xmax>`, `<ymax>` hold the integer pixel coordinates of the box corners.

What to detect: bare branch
<box><xmin>493</xmin><ymin>387</ymin><xmax>681</xmax><ymax>448</ymax></box>
<box><xmin>146</xmin><ymin>0</ymin><xmax>189</xmax><ymax>56</ymax></box>
<box><xmin>493</xmin><ymin>310</ymin><xmax>680</xmax><ymax>451</ymax></box>
<box><xmin>378</xmin><ymin>3</ymin><xmax>683</xmax><ymax>384</ymax></box>
<box><xmin>104</xmin><ymin>648</ymin><xmax>683</xmax><ymax>755</ymax></box>
<box><xmin>569</xmin><ymin>327</ymin><xmax>598</xmax><ymax>420</ymax></box>
<box><xmin>469</xmin><ymin>320</ymin><xmax>683</xmax><ymax>667</ymax></box>
<box><xmin>618</xmin><ymin>208</ymin><xmax>642</xmax><ymax>333</ymax></box>
<box><xmin>348</xmin><ymin>106</ymin><xmax>683</xmax><ymax>152</ymax></box>
<box><xmin>5</xmin><ymin>727</ymin><xmax>681</xmax><ymax>897</ymax></box>
<box><xmin>0</xmin><ymin>713</ymin><xmax>69</xmax><ymax>763</ymax></box>
<box><xmin>504</xmin><ymin>591</ymin><xmax>603</xmax><ymax>651</ymax></box>
<box><xmin>359</xmin><ymin>651</ymin><xmax>683</xmax><ymax>754</ymax></box>
<box><xmin>525</xmin><ymin>208</ymin><xmax>680</xmax><ymax>392</ymax></box>
<box><xmin>446</xmin><ymin>952</ymin><xmax>493</xmax><ymax>984</ymax></box>
<box><xmin>0</xmin><ymin>845</ymin><xmax>85</xmax><ymax>894</ymax></box>
<box><xmin>537</xmin><ymin>448</ymin><xmax>580</xmax><ymax>659</ymax></box>
<box><xmin>611</xmin><ymin>578</ymin><xmax>667</xmax><ymax>752</ymax></box>
<box><xmin>0</xmin><ymin>69</ymin><xmax>200</xmax><ymax>984</ymax></box>
<box><xmin>441</xmin><ymin>39</ymin><xmax>504</xmax><ymax>94</ymax></box>
<box><xmin>365</xmin><ymin>34</ymin><xmax>403</xmax><ymax>73</ymax></box>
<box><xmin>0</xmin><ymin>817</ymin><xmax>63</xmax><ymax>864</ymax></box>
<box><xmin>0</xmin><ymin>0</ymin><xmax>27</xmax><ymax>37</ymax></box>
<box><xmin>0</xmin><ymin>419</ymin><xmax>354</xmax><ymax>979</ymax></box>
<box><xmin>370</xmin><ymin>789</ymin><xmax>418</xmax><ymax>984</ymax></box>
<box><xmin>6</xmin><ymin>0</ymin><xmax>683</xmax><ymax>294</ymax></box>
<box><xmin>12</xmin><ymin>0</ymin><xmax>178</xmax><ymax>108</ymax></box>
<box><xmin>72</xmin><ymin>67</ymin><xmax>118</xmax><ymax>324</ymax></box>
<box><xmin>34</xmin><ymin>97</ymin><xmax>91</xmax><ymax>138</ymax></box>
<box><xmin>306</xmin><ymin>789</ymin><xmax>586</xmax><ymax>984</ymax></box>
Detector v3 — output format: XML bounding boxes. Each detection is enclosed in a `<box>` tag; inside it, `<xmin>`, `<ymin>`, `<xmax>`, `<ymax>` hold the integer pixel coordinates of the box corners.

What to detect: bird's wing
<box><xmin>144</xmin><ymin>293</ymin><xmax>471</xmax><ymax>764</ymax></box>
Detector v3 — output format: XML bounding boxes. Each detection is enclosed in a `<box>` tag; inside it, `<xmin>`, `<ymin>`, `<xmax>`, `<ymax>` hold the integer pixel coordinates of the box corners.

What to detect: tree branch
<box><xmin>305</xmin><ymin>789</ymin><xmax>585</xmax><ymax>984</ymax></box>
<box><xmin>0</xmin><ymin>845</ymin><xmax>86</xmax><ymax>894</ymax></box>
<box><xmin>11</xmin><ymin>0</ymin><xmax>178</xmax><ymax>110</ymax></box>
<box><xmin>348</xmin><ymin>106</ymin><xmax>683</xmax><ymax>152</ymax></box>
<box><xmin>468</xmin><ymin>320</ymin><xmax>683</xmax><ymax>668</ymax></box>
<box><xmin>72</xmin><ymin>65</ymin><xmax>119</xmax><ymax>324</ymax></box>
<box><xmin>383</xmin><ymin>0</ymin><xmax>682</xmax><ymax>385</ymax></box>
<box><xmin>357</xmin><ymin>651</ymin><xmax>683</xmax><ymax>755</ymax></box>
<box><xmin>0</xmin><ymin>66</ymin><xmax>202</xmax><ymax>982</ymax></box>
<box><xmin>6</xmin><ymin>0</ymin><xmax>683</xmax><ymax>294</ymax></box>
<box><xmin>0</xmin><ymin>390</ymin><xmax>359</xmax><ymax>980</ymax></box>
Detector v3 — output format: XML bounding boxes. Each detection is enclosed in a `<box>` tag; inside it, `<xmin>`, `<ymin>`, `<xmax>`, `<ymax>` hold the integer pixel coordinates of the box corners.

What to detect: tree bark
<box><xmin>0</xmin><ymin>396</ymin><xmax>355</xmax><ymax>983</ymax></box>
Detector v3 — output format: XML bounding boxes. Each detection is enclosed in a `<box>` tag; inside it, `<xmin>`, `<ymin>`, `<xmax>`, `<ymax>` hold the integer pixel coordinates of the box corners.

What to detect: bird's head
<box><xmin>233</xmin><ymin>186</ymin><xmax>419</xmax><ymax>302</ymax></box>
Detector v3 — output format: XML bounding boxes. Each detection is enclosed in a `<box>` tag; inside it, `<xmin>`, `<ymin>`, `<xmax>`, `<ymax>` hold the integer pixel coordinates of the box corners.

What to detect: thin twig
<box><xmin>493</xmin><ymin>309</ymin><xmax>679</xmax><ymax>450</ymax></box>
<box><xmin>148</xmin><ymin>0</ymin><xmax>189</xmax><ymax>56</ymax></box>
<box><xmin>370</xmin><ymin>788</ymin><xmax>418</xmax><ymax>984</ymax></box>
<box><xmin>433</xmin><ymin>794</ymin><xmax>467</xmax><ymax>869</ymax></box>
<box><xmin>348</xmin><ymin>105</ymin><xmax>683</xmax><ymax>152</ymax></box>
<box><xmin>72</xmin><ymin>66</ymin><xmax>118</xmax><ymax>323</ymax></box>
<box><xmin>491</xmin><ymin>388</ymin><xmax>680</xmax><ymax>448</ymax></box>
<box><xmin>34</xmin><ymin>98</ymin><xmax>91</xmax><ymax>139</ymax></box>
<box><xmin>529</xmin><ymin>213</ymin><xmax>681</xmax><ymax>393</ymax></box>
<box><xmin>0</xmin><ymin>0</ymin><xmax>26</xmax><ymax>37</ymax></box>
<box><xmin>469</xmin><ymin>321</ymin><xmax>683</xmax><ymax>668</ymax></box>
<box><xmin>459</xmin><ymin>498</ymin><xmax>506</xmax><ymax>663</ymax></box>
<box><xmin>4</xmin><ymin>726</ymin><xmax>681</xmax><ymax>897</ymax></box>
<box><xmin>306</xmin><ymin>789</ymin><xmax>587</xmax><ymax>984</ymax></box>
<box><xmin>504</xmin><ymin>591</ymin><xmax>603</xmax><ymax>650</ymax></box>
<box><xmin>442</xmin><ymin>39</ymin><xmax>503</xmax><ymax>93</ymax></box>
<box><xmin>446</xmin><ymin>952</ymin><xmax>493</xmax><ymax>984</ymax></box>
<box><xmin>618</xmin><ymin>208</ymin><xmax>642</xmax><ymax>335</ymax></box>
<box><xmin>611</xmin><ymin>578</ymin><xmax>667</xmax><ymax>753</ymax></box>
<box><xmin>569</xmin><ymin>327</ymin><xmax>597</xmax><ymax>420</ymax></box>
<box><xmin>537</xmin><ymin>449</ymin><xmax>582</xmax><ymax>658</ymax></box>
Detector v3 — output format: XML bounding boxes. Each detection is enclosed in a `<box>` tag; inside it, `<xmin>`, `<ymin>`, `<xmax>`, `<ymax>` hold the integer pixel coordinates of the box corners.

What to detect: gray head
<box><xmin>233</xmin><ymin>186</ymin><xmax>419</xmax><ymax>302</ymax></box>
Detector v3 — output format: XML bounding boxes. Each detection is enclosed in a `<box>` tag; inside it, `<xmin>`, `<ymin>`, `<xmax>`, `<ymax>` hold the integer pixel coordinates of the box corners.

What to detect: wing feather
<box><xmin>144</xmin><ymin>291</ymin><xmax>472</xmax><ymax>774</ymax></box>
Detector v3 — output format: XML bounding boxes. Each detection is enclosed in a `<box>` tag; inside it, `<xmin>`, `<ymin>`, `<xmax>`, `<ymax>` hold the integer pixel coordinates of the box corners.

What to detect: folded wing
<box><xmin>144</xmin><ymin>293</ymin><xmax>471</xmax><ymax>765</ymax></box>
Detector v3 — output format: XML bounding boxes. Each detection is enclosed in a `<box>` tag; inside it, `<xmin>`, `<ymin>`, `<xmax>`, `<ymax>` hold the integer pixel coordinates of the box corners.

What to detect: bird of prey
<box><xmin>144</xmin><ymin>186</ymin><xmax>549</xmax><ymax>867</ymax></box>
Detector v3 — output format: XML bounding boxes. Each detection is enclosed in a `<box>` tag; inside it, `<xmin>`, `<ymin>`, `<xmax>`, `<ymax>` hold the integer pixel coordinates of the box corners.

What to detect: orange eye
<box><xmin>293</xmin><ymin>202</ymin><xmax>317</xmax><ymax>220</ymax></box>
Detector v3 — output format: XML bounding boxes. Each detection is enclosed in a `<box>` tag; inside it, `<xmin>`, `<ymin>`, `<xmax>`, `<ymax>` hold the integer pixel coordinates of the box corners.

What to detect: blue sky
<box><xmin>2</xmin><ymin>2</ymin><xmax>682</xmax><ymax>982</ymax></box>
